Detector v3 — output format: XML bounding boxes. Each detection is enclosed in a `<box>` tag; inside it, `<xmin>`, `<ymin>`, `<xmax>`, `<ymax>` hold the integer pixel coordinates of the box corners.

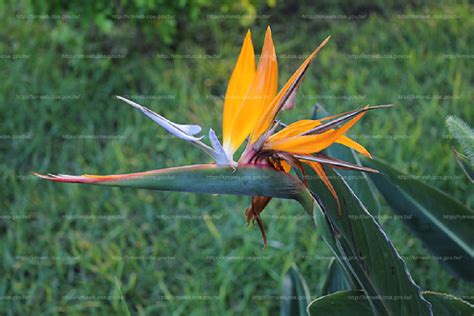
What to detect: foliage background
<box><xmin>0</xmin><ymin>0</ymin><xmax>472</xmax><ymax>314</ymax></box>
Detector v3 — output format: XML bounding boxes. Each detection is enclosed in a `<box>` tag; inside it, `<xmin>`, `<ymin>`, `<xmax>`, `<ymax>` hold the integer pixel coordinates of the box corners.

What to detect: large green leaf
<box><xmin>280</xmin><ymin>264</ymin><xmax>311</xmax><ymax>316</ymax></box>
<box><xmin>313</xmin><ymin>105</ymin><xmax>380</xmax><ymax>216</ymax></box>
<box><xmin>308</xmin><ymin>290</ymin><xmax>474</xmax><ymax>315</ymax></box>
<box><xmin>308</xmin><ymin>291</ymin><xmax>373</xmax><ymax>315</ymax></box>
<box><xmin>307</xmin><ymin>166</ymin><xmax>432</xmax><ymax>315</ymax></box>
<box><xmin>423</xmin><ymin>292</ymin><xmax>474</xmax><ymax>315</ymax></box>
<box><xmin>363</xmin><ymin>158</ymin><xmax>474</xmax><ymax>282</ymax></box>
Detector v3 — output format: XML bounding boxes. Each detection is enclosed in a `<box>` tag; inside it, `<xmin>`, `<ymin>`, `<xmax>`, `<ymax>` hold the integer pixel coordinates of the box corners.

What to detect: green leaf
<box><xmin>280</xmin><ymin>264</ymin><xmax>311</xmax><ymax>316</ymax></box>
<box><xmin>423</xmin><ymin>292</ymin><xmax>474</xmax><ymax>315</ymax></box>
<box><xmin>114</xmin><ymin>276</ymin><xmax>131</xmax><ymax>316</ymax></box>
<box><xmin>308</xmin><ymin>291</ymin><xmax>373</xmax><ymax>315</ymax></box>
<box><xmin>362</xmin><ymin>158</ymin><xmax>474</xmax><ymax>282</ymax></box>
<box><xmin>308</xmin><ymin>291</ymin><xmax>474</xmax><ymax>316</ymax></box>
<box><xmin>313</xmin><ymin>104</ymin><xmax>380</xmax><ymax>216</ymax></box>
<box><xmin>306</xmin><ymin>166</ymin><xmax>432</xmax><ymax>315</ymax></box>
<box><xmin>321</xmin><ymin>258</ymin><xmax>355</xmax><ymax>295</ymax></box>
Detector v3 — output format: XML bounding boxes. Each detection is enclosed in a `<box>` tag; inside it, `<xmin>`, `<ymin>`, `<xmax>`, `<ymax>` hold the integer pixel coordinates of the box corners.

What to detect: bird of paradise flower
<box><xmin>35</xmin><ymin>27</ymin><xmax>388</xmax><ymax>246</ymax></box>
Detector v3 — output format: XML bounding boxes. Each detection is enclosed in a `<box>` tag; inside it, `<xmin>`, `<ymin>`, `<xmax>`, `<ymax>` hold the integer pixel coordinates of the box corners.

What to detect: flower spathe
<box><xmin>35</xmin><ymin>26</ymin><xmax>388</xmax><ymax>247</ymax></box>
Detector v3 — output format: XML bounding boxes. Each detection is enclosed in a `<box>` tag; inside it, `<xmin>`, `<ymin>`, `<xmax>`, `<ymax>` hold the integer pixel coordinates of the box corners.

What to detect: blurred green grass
<box><xmin>1</xmin><ymin>1</ymin><xmax>473</xmax><ymax>315</ymax></box>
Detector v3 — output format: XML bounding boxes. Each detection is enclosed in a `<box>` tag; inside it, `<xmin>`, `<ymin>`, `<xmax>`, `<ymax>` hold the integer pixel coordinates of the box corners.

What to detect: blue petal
<box><xmin>117</xmin><ymin>96</ymin><xmax>203</xmax><ymax>141</ymax></box>
<box><xmin>208</xmin><ymin>128</ymin><xmax>231</xmax><ymax>165</ymax></box>
<box><xmin>179</xmin><ymin>124</ymin><xmax>202</xmax><ymax>136</ymax></box>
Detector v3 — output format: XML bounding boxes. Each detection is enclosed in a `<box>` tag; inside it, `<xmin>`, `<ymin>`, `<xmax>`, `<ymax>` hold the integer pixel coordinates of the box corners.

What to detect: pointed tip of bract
<box><xmin>321</xmin><ymin>35</ymin><xmax>331</xmax><ymax>46</ymax></box>
<box><xmin>115</xmin><ymin>95</ymin><xmax>126</xmax><ymax>102</ymax></box>
<box><xmin>262</xmin><ymin>26</ymin><xmax>276</xmax><ymax>57</ymax></box>
<box><xmin>264</xmin><ymin>26</ymin><xmax>272</xmax><ymax>40</ymax></box>
<box><xmin>32</xmin><ymin>172</ymin><xmax>47</xmax><ymax>179</ymax></box>
<box><xmin>116</xmin><ymin>95</ymin><xmax>141</xmax><ymax>110</ymax></box>
<box><xmin>243</xmin><ymin>29</ymin><xmax>254</xmax><ymax>49</ymax></box>
<box><xmin>307</xmin><ymin>35</ymin><xmax>331</xmax><ymax>60</ymax></box>
<box><xmin>32</xmin><ymin>172</ymin><xmax>66</xmax><ymax>181</ymax></box>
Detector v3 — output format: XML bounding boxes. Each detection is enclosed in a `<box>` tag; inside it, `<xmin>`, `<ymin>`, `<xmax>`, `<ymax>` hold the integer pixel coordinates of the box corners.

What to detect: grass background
<box><xmin>0</xmin><ymin>0</ymin><xmax>473</xmax><ymax>315</ymax></box>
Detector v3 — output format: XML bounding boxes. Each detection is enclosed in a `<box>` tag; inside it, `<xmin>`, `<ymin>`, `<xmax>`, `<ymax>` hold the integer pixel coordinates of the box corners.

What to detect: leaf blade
<box><xmin>308</xmin><ymin>290</ymin><xmax>473</xmax><ymax>316</ymax></box>
<box><xmin>307</xmin><ymin>166</ymin><xmax>432</xmax><ymax>315</ymax></box>
<box><xmin>363</xmin><ymin>158</ymin><xmax>474</xmax><ymax>281</ymax></box>
<box><xmin>321</xmin><ymin>258</ymin><xmax>355</xmax><ymax>296</ymax></box>
<box><xmin>280</xmin><ymin>264</ymin><xmax>311</xmax><ymax>316</ymax></box>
